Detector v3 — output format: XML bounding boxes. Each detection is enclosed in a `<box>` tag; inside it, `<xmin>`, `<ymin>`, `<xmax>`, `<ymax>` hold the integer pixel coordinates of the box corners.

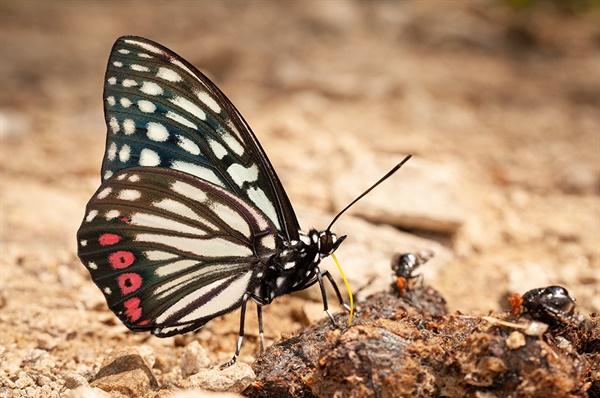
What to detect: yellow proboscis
<box><xmin>331</xmin><ymin>253</ymin><xmax>353</xmax><ymax>327</ymax></box>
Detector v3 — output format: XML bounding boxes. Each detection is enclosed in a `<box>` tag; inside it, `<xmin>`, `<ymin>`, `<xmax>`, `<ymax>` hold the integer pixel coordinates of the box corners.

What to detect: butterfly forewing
<box><xmin>77</xmin><ymin>167</ymin><xmax>279</xmax><ymax>336</ymax></box>
<box><xmin>102</xmin><ymin>36</ymin><xmax>299</xmax><ymax>239</ymax></box>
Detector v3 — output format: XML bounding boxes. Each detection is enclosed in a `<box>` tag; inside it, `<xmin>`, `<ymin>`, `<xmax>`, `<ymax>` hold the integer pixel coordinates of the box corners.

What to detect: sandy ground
<box><xmin>0</xmin><ymin>1</ymin><xmax>598</xmax><ymax>397</ymax></box>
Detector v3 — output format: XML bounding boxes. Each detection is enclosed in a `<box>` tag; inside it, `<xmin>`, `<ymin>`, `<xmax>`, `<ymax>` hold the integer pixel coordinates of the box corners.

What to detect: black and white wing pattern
<box><xmin>77</xmin><ymin>167</ymin><xmax>279</xmax><ymax>336</ymax></box>
<box><xmin>100</xmin><ymin>36</ymin><xmax>299</xmax><ymax>240</ymax></box>
<box><xmin>77</xmin><ymin>37</ymin><xmax>350</xmax><ymax>364</ymax></box>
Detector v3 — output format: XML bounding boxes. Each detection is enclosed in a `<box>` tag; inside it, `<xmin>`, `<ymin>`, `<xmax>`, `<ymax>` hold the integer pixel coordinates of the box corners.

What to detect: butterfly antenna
<box><xmin>326</xmin><ymin>154</ymin><xmax>412</xmax><ymax>232</ymax></box>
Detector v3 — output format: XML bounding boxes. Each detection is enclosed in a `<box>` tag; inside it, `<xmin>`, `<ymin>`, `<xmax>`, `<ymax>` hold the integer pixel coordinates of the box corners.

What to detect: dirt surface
<box><xmin>1</xmin><ymin>1</ymin><xmax>598</xmax><ymax>397</ymax></box>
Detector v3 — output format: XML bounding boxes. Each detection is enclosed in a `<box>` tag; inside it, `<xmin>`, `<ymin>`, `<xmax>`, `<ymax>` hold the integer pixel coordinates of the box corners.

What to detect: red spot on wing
<box><xmin>108</xmin><ymin>251</ymin><xmax>135</xmax><ymax>269</ymax></box>
<box><xmin>123</xmin><ymin>297</ymin><xmax>142</xmax><ymax>322</ymax></box>
<box><xmin>99</xmin><ymin>233</ymin><xmax>121</xmax><ymax>246</ymax></box>
<box><xmin>117</xmin><ymin>273</ymin><xmax>143</xmax><ymax>295</ymax></box>
<box><xmin>120</xmin><ymin>216</ymin><xmax>131</xmax><ymax>223</ymax></box>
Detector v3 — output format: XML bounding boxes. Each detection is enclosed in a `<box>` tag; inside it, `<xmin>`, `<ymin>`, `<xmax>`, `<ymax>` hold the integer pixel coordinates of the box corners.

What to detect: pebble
<box><xmin>15</xmin><ymin>371</ymin><xmax>35</xmax><ymax>389</ymax></box>
<box><xmin>63</xmin><ymin>386</ymin><xmax>112</xmax><ymax>398</ymax></box>
<box><xmin>183</xmin><ymin>362</ymin><xmax>255</xmax><ymax>393</ymax></box>
<box><xmin>90</xmin><ymin>346</ymin><xmax>159</xmax><ymax>396</ymax></box>
<box><xmin>505</xmin><ymin>331</ymin><xmax>526</xmax><ymax>350</ymax></box>
<box><xmin>166</xmin><ymin>390</ymin><xmax>246</xmax><ymax>398</ymax></box>
<box><xmin>180</xmin><ymin>341</ymin><xmax>211</xmax><ymax>377</ymax></box>
<box><xmin>64</xmin><ymin>373</ymin><xmax>89</xmax><ymax>389</ymax></box>
<box><xmin>37</xmin><ymin>333</ymin><xmax>58</xmax><ymax>351</ymax></box>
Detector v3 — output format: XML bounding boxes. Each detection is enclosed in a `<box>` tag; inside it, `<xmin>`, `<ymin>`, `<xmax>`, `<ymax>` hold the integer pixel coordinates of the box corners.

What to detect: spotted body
<box><xmin>77</xmin><ymin>36</ymin><xmax>345</xmax><ymax>365</ymax></box>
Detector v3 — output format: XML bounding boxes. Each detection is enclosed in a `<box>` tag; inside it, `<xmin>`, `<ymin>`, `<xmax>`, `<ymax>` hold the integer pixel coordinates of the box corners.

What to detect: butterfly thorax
<box><xmin>253</xmin><ymin>229</ymin><xmax>343</xmax><ymax>302</ymax></box>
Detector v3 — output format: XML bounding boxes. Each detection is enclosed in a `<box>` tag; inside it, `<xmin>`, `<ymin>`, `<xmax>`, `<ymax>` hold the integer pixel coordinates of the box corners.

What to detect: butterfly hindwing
<box><xmin>102</xmin><ymin>36</ymin><xmax>299</xmax><ymax>239</ymax></box>
<box><xmin>77</xmin><ymin>167</ymin><xmax>279</xmax><ymax>336</ymax></box>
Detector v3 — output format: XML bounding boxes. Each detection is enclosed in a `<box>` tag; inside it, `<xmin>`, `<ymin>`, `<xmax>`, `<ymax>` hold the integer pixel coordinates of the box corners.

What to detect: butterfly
<box><xmin>77</xmin><ymin>36</ymin><xmax>410</xmax><ymax>367</ymax></box>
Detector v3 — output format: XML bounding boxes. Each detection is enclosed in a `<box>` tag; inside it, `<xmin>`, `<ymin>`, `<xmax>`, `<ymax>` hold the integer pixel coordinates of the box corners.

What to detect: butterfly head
<box><xmin>318</xmin><ymin>230</ymin><xmax>346</xmax><ymax>258</ymax></box>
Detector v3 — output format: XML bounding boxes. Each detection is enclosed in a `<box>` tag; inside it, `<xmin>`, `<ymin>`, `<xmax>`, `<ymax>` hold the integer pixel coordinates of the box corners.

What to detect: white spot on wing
<box><xmin>147</xmin><ymin>122</ymin><xmax>169</xmax><ymax>142</ymax></box>
<box><xmin>88</xmin><ymin>262</ymin><xmax>98</xmax><ymax>270</ymax></box>
<box><xmin>166</xmin><ymin>111</ymin><xmax>197</xmax><ymax>130</ymax></box>
<box><xmin>85</xmin><ymin>210</ymin><xmax>98</xmax><ymax>222</ymax></box>
<box><xmin>138</xmin><ymin>100</ymin><xmax>157</xmax><ymax>113</ymax></box>
<box><xmin>176</xmin><ymin>135</ymin><xmax>201</xmax><ymax>155</ymax></box>
<box><xmin>120</xmin><ymin>97</ymin><xmax>132</xmax><ymax>108</ymax></box>
<box><xmin>104</xmin><ymin>287</ymin><xmax>112</xmax><ymax>295</ymax></box>
<box><xmin>119</xmin><ymin>144</ymin><xmax>131</xmax><ymax>162</ymax></box>
<box><xmin>140</xmin><ymin>148</ymin><xmax>161</xmax><ymax>166</ymax></box>
<box><xmin>105</xmin><ymin>209</ymin><xmax>120</xmax><ymax>220</ymax></box>
<box><xmin>118</xmin><ymin>49</ymin><xmax>130</xmax><ymax>54</ymax></box>
<box><xmin>80</xmin><ymin>240</ymin><xmax>87</xmax><ymax>247</ymax></box>
<box><xmin>118</xmin><ymin>189</ymin><xmax>141</xmax><ymax>201</ymax></box>
<box><xmin>227</xmin><ymin>163</ymin><xmax>259</xmax><ymax>187</ymax></box>
<box><xmin>109</xmin><ymin>117</ymin><xmax>120</xmax><ymax>133</ymax></box>
<box><xmin>170</xmin><ymin>96</ymin><xmax>206</xmax><ymax>120</ymax></box>
<box><xmin>140</xmin><ymin>81</ymin><xmax>163</xmax><ymax>96</ymax></box>
<box><xmin>157</xmin><ymin>67</ymin><xmax>182</xmax><ymax>82</ymax></box>
<box><xmin>130</xmin><ymin>64</ymin><xmax>150</xmax><ymax>72</ymax></box>
<box><xmin>171</xmin><ymin>161</ymin><xmax>225</xmax><ymax>187</ymax></box>
<box><xmin>106</xmin><ymin>96</ymin><xmax>116</xmax><ymax>106</ymax></box>
<box><xmin>247</xmin><ymin>187</ymin><xmax>280</xmax><ymax>229</ymax></box>
<box><xmin>208</xmin><ymin>138</ymin><xmax>227</xmax><ymax>160</ymax></box>
<box><xmin>107</xmin><ymin>77</ymin><xmax>117</xmax><ymax>85</ymax></box>
<box><xmin>221</xmin><ymin>131</ymin><xmax>244</xmax><ymax>157</ymax></box>
<box><xmin>97</xmin><ymin>187</ymin><xmax>112</xmax><ymax>199</ymax></box>
<box><xmin>122</xmin><ymin>79</ymin><xmax>137</xmax><ymax>87</ymax></box>
<box><xmin>113</xmin><ymin>61</ymin><xmax>123</xmax><ymax>67</ymax></box>
<box><xmin>125</xmin><ymin>39</ymin><xmax>164</xmax><ymax>55</ymax></box>
<box><xmin>261</xmin><ymin>235</ymin><xmax>276</xmax><ymax>250</ymax></box>
<box><xmin>104</xmin><ymin>170</ymin><xmax>113</xmax><ymax>179</ymax></box>
<box><xmin>107</xmin><ymin>142</ymin><xmax>117</xmax><ymax>161</ymax></box>
<box><xmin>196</xmin><ymin>91</ymin><xmax>221</xmax><ymax>113</ymax></box>
<box><xmin>123</xmin><ymin>119</ymin><xmax>136</xmax><ymax>135</ymax></box>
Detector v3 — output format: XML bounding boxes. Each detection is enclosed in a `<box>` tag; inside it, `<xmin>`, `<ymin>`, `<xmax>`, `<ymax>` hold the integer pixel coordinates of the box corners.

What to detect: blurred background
<box><xmin>0</xmin><ymin>0</ymin><xmax>598</xmax><ymax>379</ymax></box>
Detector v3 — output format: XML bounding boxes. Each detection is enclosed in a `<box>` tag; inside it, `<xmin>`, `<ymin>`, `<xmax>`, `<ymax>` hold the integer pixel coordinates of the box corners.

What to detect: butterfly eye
<box><xmin>319</xmin><ymin>232</ymin><xmax>346</xmax><ymax>255</ymax></box>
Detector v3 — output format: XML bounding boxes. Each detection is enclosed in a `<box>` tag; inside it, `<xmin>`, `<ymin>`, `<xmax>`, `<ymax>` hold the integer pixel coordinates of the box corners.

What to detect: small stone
<box><xmin>138</xmin><ymin>344</ymin><xmax>156</xmax><ymax>369</ymax></box>
<box><xmin>36</xmin><ymin>373</ymin><xmax>52</xmax><ymax>387</ymax></box>
<box><xmin>180</xmin><ymin>341</ymin><xmax>211</xmax><ymax>377</ymax></box>
<box><xmin>166</xmin><ymin>389</ymin><xmax>246</xmax><ymax>398</ymax></box>
<box><xmin>184</xmin><ymin>362</ymin><xmax>255</xmax><ymax>393</ymax></box>
<box><xmin>90</xmin><ymin>346</ymin><xmax>159</xmax><ymax>396</ymax></box>
<box><xmin>64</xmin><ymin>373</ymin><xmax>89</xmax><ymax>389</ymax></box>
<box><xmin>63</xmin><ymin>386</ymin><xmax>113</xmax><ymax>398</ymax></box>
<box><xmin>505</xmin><ymin>331</ymin><xmax>526</xmax><ymax>350</ymax></box>
<box><xmin>37</xmin><ymin>333</ymin><xmax>58</xmax><ymax>351</ymax></box>
<box><xmin>15</xmin><ymin>371</ymin><xmax>35</xmax><ymax>389</ymax></box>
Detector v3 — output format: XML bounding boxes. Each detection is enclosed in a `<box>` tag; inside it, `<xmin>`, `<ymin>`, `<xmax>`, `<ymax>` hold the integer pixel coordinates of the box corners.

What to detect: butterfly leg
<box><xmin>316</xmin><ymin>270</ymin><xmax>338</xmax><ymax>327</ymax></box>
<box><xmin>257</xmin><ymin>304</ymin><xmax>264</xmax><ymax>354</ymax></box>
<box><xmin>220</xmin><ymin>293</ymin><xmax>251</xmax><ymax>369</ymax></box>
<box><xmin>320</xmin><ymin>270</ymin><xmax>351</xmax><ymax>312</ymax></box>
